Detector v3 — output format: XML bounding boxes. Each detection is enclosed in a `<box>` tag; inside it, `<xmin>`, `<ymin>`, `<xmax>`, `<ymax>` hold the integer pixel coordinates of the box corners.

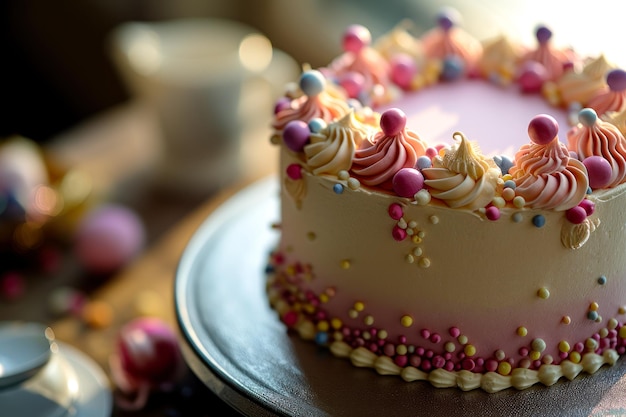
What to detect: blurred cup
<box><xmin>110</xmin><ymin>18</ymin><xmax>296</xmax><ymax>194</ymax></box>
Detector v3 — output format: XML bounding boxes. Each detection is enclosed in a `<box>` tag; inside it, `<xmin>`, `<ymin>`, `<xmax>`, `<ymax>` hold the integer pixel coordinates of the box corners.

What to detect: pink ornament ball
<box><xmin>528</xmin><ymin>114</ymin><xmax>559</xmax><ymax>145</ymax></box>
<box><xmin>74</xmin><ymin>204</ymin><xmax>145</xmax><ymax>274</ymax></box>
<box><xmin>380</xmin><ymin>108</ymin><xmax>407</xmax><ymax>136</ymax></box>
<box><xmin>286</xmin><ymin>163</ymin><xmax>303</xmax><ymax>180</ymax></box>
<box><xmin>485</xmin><ymin>206</ymin><xmax>500</xmax><ymax>221</ymax></box>
<box><xmin>583</xmin><ymin>156</ymin><xmax>613</xmax><ymax>189</ymax></box>
<box><xmin>518</xmin><ymin>61</ymin><xmax>547</xmax><ymax>93</ymax></box>
<box><xmin>579</xmin><ymin>199</ymin><xmax>595</xmax><ymax>216</ymax></box>
<box><xmin>390</xmin><ymin>54</ymin><xmax>417</xmax><ymax>90</ymax></box>
<box><xmin>117</xmin><ymin>317</ymin><xmax>182</xmax><ymax>384</ymax></box>
<box><xmin>607</xmin><ymin>69</ymin><xmax>626</xmax><ymax>92</ymax></box>
<box><xmin>566</xmin><ymin>206</ymin><xmax>587</xmax><ymax>224</ymax></box>
<box><xmin>392</xmin><ymin>168</ymin><xmax>424</xmax><ymax>198</ymax></box>
<box><xmin>282</xmin><ymin>120</ymin><xmax>310</xmax><ymax>152</ymax></box>
<box><xmin>339</xmin><ymin>72</ymin><xmax>365</xmax><ymax>98</ymax></box>
<box><xmin>343</xmin><ymin>24</ymin><xmax>371</xmax><ymax>53</ymax></box>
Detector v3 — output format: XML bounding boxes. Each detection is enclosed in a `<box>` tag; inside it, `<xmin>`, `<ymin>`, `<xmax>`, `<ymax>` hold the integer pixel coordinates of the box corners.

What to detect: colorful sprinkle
<box><xmin>587</xmin><ymin>310</ymin><xmax>599</xmax><ymax>321</ymax></box>
<box><xmin>338</xmin><ymin>170</ymin><xmax>350</xmax><ymax>180</ymax></box>
<box><xmin>561</xmin><ymin>316</ymin><xmax>571</xmax><ymax>325</ymax></box>
<box><xmin>419</xmin><ymin>258</ymin><xmax>431</xmax><ymax>268</ymax></box>
<box><xmin>537</xmin><ymin>287</ymin><xmax>550</xmax><ymax>299</ymax></box>
<box><xmin>531</xmin><ymin>338</ymin><xmax>546</xmax><ymax>352</ymax></box>
<box><xmin>513</xmin><ymin>196</ymin><xmax>526</xmax><ymax>208</ymax></box>
<box><xmin>429</xmin><ymin>215</ymin><xmax>439</xmax><ymax>224</ymax></box>
<box><xmin>333</xmin><ymin>183</ymin><xmax>344</xmax><ymax>194</ymax></box>
<box><xmin>516</xmin><ymin>326</ymin><xmax>528</xmax><ymax>337</ymax></box>
<box><xmin>364</xmin><ymin>315</ymin><xmax>374</xmax><ymax>326</ymax></box>
<box><xmin>532</xmin><ymin>215</ymin><xmax>546</xmax><ymax>228</ymax></box>
<box><xmin>414</xmin><ymin>189</ymin><xmax>431</xmax><ymax>205</ymax></box>
<box><xmin>464</xmin><ymin>344</ymin><xmax>476</xmax><ymax>357</ymax></box>
<box><xmin>558</xmin><ymin>341</ymin><xmax>570</xmax><ymax>353</ymax></box>
<box><xmin>340</xmin><ymin>259</ymin><xmax>351</xmax><ymax>269</ymax></box>
<box><xmin>401</xmin><ymin>315</ymin><xmax>414</xmax><ymax>327</ymax></box>
<box><xmin>512</xmin><ymin>212</ymin><xmax>523</xmax><ymax>223</ymax></box>
<box><xmin>347</xmin><ymin>178</ymin><xmax>360</xmax><ymax>190</ymax></box>
<box><xmin>598</xmin><ymin>275</ymin><xmax>607</xmax><ymax>285</ymax></box>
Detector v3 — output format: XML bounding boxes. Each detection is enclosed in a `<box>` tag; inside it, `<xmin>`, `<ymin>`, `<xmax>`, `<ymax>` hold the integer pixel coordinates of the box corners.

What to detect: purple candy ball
<box><xmin>583</xmin><ymin>156</ymin><xmax>613</xmax><ymax>189</ymax></box>
<box><xmin>380</xmin><ymin>108</ymin><xmax>407</xmax><ymax>136</ymax></box>
<box><xmin>274</xmin><ymin>97</ymin><xmax>291</xmax><ymax>114</ymax></box>
<box><xmin>607</xmin><ymin>69</ymin><xmax>626</xmax><ymax>92</ymax></box>
<box><xmin>536</xmin><ymin>26</ymin><xmax>553</xmax><ymax>44</ymax></box>
<box><xmin>392</xmin><ymin>168</ymin><xmax>424</xmax><ymax>198</ymax></box>
<box><xmin>282</xmin><ymin>120</ymin><xmax>310</xmax><ymax>152</ymax></box>
<box><xmin>437</xmin><ymin>7</ymin><xmax>460</xmax><ymax>31</ymax></box>
<box><xmin>528</xmin><ymin>114</ymin><xmax>559</xmax><ymax>145</ymax></box>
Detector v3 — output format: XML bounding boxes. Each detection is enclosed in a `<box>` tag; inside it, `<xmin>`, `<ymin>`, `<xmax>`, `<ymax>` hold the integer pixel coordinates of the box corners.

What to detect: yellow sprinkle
<box><xmin>464</xmin><ymin>344</ymin><xmax>476</xmax><ymax>357</ymax></box>
<box><xmin>537</xmin><ymin>287</ymin><xmax>550</xmax><ymax>299</ymax></box>
<box><xmin>608</xmin><ymin>318</ymin><xmax>618</xmax><ymax>330</ymax></box>
<box><xmin>516</xmin><ymin>326</ymin><xmax>528</xmax><ymax>337</ymax></box>
<box><xmin>307</xmin><ymin>232</ymin><xmax>316</xmax><ymax>241</ymax></box>
<box><xmin>364</xmin><ymin>315</ymin><xmax>374</xmax><ymax>326</ymax></box>
<box><xmin>497</xmin><ymin>362</ymin><xmax>512</xmax><ymax>376</ymax></box>
<box><xmin>304</xmin><ymin>304</ymin><xmax>315</xmax><ymax>314</ymax></box>
<box><xmin>619</xmin><ymin>326</ymin><xmax>626</xmax><ymax>338</ymax></box>
<box><xmin>561</xmin><ymin>316</ymin><xmax>571</xmax><ymax>325</ymax></box>
<box><xmin>333</xmin><ymin>331</ymin><xmax>343</xmax><ymax>342</ymax></box>
<box><xmin>82</xmin><ymin>300</ymin><xmax>113</xmax><ymax>329</ymax></box>
<box><xmin>619</xmin><ymin>306</ymin><xmax>626</xmax><ymax>315</ymax></box>
<box><xmin>405</xmin><ymin>254</ymin><xmax>415</xmax><ymax>264</ymax></box>
<box><xmin>569</xmin><ymin>351</ymin><xmax>581</xmax><ymax>363</ymax></box>
<box><xmin>529</xmin><ymin>350</ymin><xmax>541</xmax><ymax>361</ymax></box>
<box><xmin>412</xmin><ymin>236</ymin><xmax>422</xmax><ymax>244</ymax></box>
<box><xmin>348</xmin><ymin>309</ymin><xmax>358</xmax><ymax>319</ymax></box>
<box><xmin>600</xmin><ymin>328</ymin><xmax>609</xmax><ymax>338</ymax></box>
<box><xmin>586</xmin><ymin>338</ymin><xmax>598</xmax><ymax>350</ymax></box>
<box><xmin>412</xmin><ymin>247</ymin><xmax>423</xmax><ymax>256</ymax></box>
<box><xmin>589</xmin><ymin>302</ymin><xmax>599</xmax><ymax>311</ymax></box>
<box><xmin>319</xmin><ymin>294</ymin><xmax>329</xmax><ymax>303</ymax></box>
<box><xmin>457</xmin><ymin>335</ymin><xmax>468</xmax><ymax>345</ymax></box>
<box><xmin>340</xmin><ymin>259</ymin><xmax>351</xmax><ymax>269</ymax></box>
<box><xmin>502</xmin><ymin>174</ymin><xmax>513</xmax><ymax>181</ymax></box>
<box><xmin>354</xmin><ymin>301</ymin><xmax>365</xmax><ymax>311</ymax></box>
<box><xmin>400</xmin><ymin>315</ymin><xmax>413</xmax><ymax>327</ymax></box>
<box><xmin>419</xmin><ymin>258</ymin><xmax>431</xmax><ymax>268</ymax></box>
<box><xmin>396</xmin><ymin>345</ymin><xmax>408</xmax><ymax>355</ymax></box>
<box><xmin>378</xmin><ymin>330</ymin><xmax>388</xmax><ymax>340</ymax></box>
<box><xmin>363</xmin><ymin>331</ymin><xmax>371</xmax><ymax>340</ymax></box>
<box><xmin>558</xmin><ymin>341</ymin><xmax>570</xmax><ymax>353</ymax></box>
<box><xmin>317</xmin><ymin>321</ymin><xmax>329</xmax><ymax>332</ymax></box>
<box><xmin>331</xmin><ymin>318</ymin><xmax>342</xmax><ymax>329</ymax></box>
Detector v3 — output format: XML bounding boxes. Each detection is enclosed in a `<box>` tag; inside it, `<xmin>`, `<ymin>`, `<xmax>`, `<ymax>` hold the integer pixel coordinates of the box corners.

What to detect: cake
<box><xmin>265</xmin><ymin>8</ymin><xmax>626</xmax><ymax>392</ymax></box>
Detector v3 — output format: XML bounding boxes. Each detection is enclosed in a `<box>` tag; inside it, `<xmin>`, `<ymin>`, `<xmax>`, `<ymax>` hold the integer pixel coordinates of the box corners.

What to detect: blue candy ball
<box><xmin>300</xmin><ymin>70</ymin><xmax>326</xmax><ymax>97</ymax></box>
<box><xmin>441</xmin><ymin>56</ymin><xmax>465</xmax><ymax>81</ymax></box>
<box><xmin>308</xmin><ymin>118</ymin><xmax>326</xmax><ymax>133</ymax></box>
<box><xmin>415</xmin><ymin>156</ymin><xmax>432</xmax><ymax>170</ymax></box>
<box><xmin>578</xmin><ymin>108</ymin><xmax>598</xmax><ymax>127</ymax></box>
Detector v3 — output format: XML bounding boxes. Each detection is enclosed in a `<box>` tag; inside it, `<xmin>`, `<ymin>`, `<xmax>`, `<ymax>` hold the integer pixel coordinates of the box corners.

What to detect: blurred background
<box><xmin>1</xmin><ymin>0</ymin><xmax>625</xmax><ymax>415</ymax></box>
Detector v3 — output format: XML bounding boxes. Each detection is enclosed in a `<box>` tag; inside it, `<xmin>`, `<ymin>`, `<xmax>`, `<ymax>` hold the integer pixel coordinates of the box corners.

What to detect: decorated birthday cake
<box><xmin>265</xmin><ymin>8</ymin><xmax>626</xmax><ymax>392</ymax></box>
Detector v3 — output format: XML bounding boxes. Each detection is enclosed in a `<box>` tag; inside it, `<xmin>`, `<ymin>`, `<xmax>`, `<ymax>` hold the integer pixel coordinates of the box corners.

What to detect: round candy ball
<box><xmin>274</xmin><ymin>97</ymin><xmax>291</xmax><ymax>114</ymax></box>
<box><xmin>116</xmin><ymin>318</ymin><xmax>182</xmax><ymax>385</ymax></box>
<box><xmin>536</xmin><ymin>26</ymin><xmax>553</xmax><ymax>44</ymax></box>
<box><xmin>74</xmin><ymin>204</ymin><xmax>145</xmax><ymax>274</ymax></box>
<box><xmin>437</xmin><ymin>7</ymin><xmax>460</xmax><ymax>31</ymax></box>
<box><xmin>441</xmin><ymin>55</ymin><xmax>465</xmax><ymax>81</ymax></box>
<box><xmin>343</xmin><ymin>24</ymin><xmax>371</xmax><ymax>53</ymax></box>
<box><xmin>299</xmin><ymin>70</ymin><xmax>326</xmax><ymax>97</ymax></box>
<box><xmin>392</xmin><ymin>168</ymin><xmax>425</xmax><ymax>198</ymax></box>
<box><xmin>528</xmin><ymin>114</ymin><xmax>559</xmax><ymax>145</ymax></box>
<box><xmin>578</xmin><ymin>108</ymin><xmax>598</xmax><ymax>127</ymax></box>
<box><xmin>339</xmin><ymin>71</ymin><xmax>365</xmax><ymax>98</ymax></box>
<box><xmin>583</xmin><ymin>155</ymin><xmax>613</xmax><ymax>189</ymax></box>
<box><xmin>566</xmin><ymin>206</ymin><xmax>587</xmax><ymax>224</ymax></box>
<box><xmin>390</xmin><ymin>54</ymin><xmax>417</xmax><ymax>90</ymax></box>
<box><xmin>518</xmin><ymin>61</ymin><xmax>547</xmax><ymax>93</ymax></box>
<box><xmin>415</xmin><ymin>155</ymin><xmax>432</xmax><ymax>170</ymax></box>
<box><xmin>607</xmin><ymin>69</ymin><xmax>626</xmax><ymax>92</ymax></box>
<box><xmin>282</xmin><ymin>120</ymin><xmax>310</xmax><ymax>152</ymax></box>
<box><xmin>380</xmin><ymin>108</ymin><xmax>407</xmax><ymax>136</ymax></box>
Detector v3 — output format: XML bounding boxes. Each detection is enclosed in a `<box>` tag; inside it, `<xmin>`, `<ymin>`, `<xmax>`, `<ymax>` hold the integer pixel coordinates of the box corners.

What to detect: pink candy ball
<box><xmin>390</xmin><ymin>54</ymin><xmax>417</xmax><ymax>89</ymax></box>
<box><xmin>485</xmin><ymin>206</ymin><xmax>500</xmax><ymax>221</ymax></box>
<box><xmin>282</xmin><ymin>120</ymin><xmax>310</xmax><ymax>152</ymax></box>
<box><xmin>566</xmin><ymin>206</ymin><xmax>587</xmax><ymax>224</ymax></box>
<box><xmin>74</xmin><ymin>204</ymin><xmax>145</xmax><ymax>274</ymax></box>
<box><xmin>579</xmin><ymin>199</ymin><xmax>595</xmax><ymax>216</ymax></box>
<box><xmin>518</xmin><ymin>61</ymin><xmax>547</xmax><ymax>93</ymax></box>
<box><xmin>380</xmin><ymin>108</ymin><xmax>407</xmax><ymax>136</ymax></box>
<box><xmin>343</xmin><ymin>25</ymin><xmax>371</xmax><ymax>53</ymax></box>
<box><xmin>286</xmin><ymin>163</ymin><xmax>303</xmax><ymax>180</ymax></box>
<box><xmin>117</xmin><ymin>318</ymin><xmax>182</xmax><ymax>384</ymax></box>
<box><xmin>528</xmin><ymin>114</ymin><xmax>559</xmax><ymax>145</ymax></box>
<box><xmin>392</xmin><ymin>168</ymin><xmax>424</xmax><ymax>198</ymax></box>
<box><xmin>340</xmin><ymin>72</ymin><xmax>365</xmax><ymax>98</ymax></box>
<box><xmin>583</xmin><ymin>156</ymin><xmax>613</xmax><ymax>189</ymax></box>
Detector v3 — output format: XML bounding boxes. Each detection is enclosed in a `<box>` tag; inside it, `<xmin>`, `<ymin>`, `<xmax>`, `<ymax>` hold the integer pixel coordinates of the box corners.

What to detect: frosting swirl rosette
<box><xmin>587</xmin><ymin>69</ymin><xmax>626</xmax><ymax>116</ymax></box>
<box><xmin>556</xmin><ymin>55</ymin><xmax>613</xmax><ymax>107</ymax></box>
<box><xmin>304</xmin><ymin>111</ymin><xmax>374</xmax><ymax>176</ymax></box>
<box><xmin>421</xmin><ymin>8</ymin><xmax>482</xmax><ymax>70</ymax></box>
<box><xmin>521</xmin><ymin>26</ymin><xmax>574</xmax><ymax>82</ymax></box>
<box><xmin>350</xmin><ymin>109</ymin><xmax>427</xmax><ymax>189</ymax></box>
<box><xmin>423</xmin><ymin>132</ymin><xmax>500</xmax><ymax>210</ymax></box>
<box><xmin>567</xmin><ymin>108</ymin><xmax>626</xmax><ymax>188</ymax></box>
<box><xmin>272</xmin><ymin>70</ymin><xmax>350</xmax><ymax>135</ymax></box>
<box><xmin>510</xmin><ymin>115</ymin><xmax>588</xmax><ymax>210</ymax></box>
<box><xmin>324</xmin><ymin>25</ymin><xmax>391</xmax><ymax>104</ymax></box>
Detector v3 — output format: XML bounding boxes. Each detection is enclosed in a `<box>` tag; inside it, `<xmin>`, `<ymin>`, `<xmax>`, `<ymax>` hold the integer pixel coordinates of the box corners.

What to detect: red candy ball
<box><xmin>286</xmin><ymin>164</ymin><xmax>303</xmax><ymax>180</ymax></box>
<box><xmin>528</xmin><ymin>114</ymin><xmax>558</xmax><ymax>145</ymax></box>
<box><xmin>343</xmin><ymin>25</ymin><xmax>371</xmax><ymax>53</ymax></box>
<box><xmin>392</xmin><ymin>168</ymin><xmax>424</xmax><ymax>198</ymax></box>
<box><xmin>518</xmin><ymin>61</ymin><xmax>547</xmax><ymax>93</ymax></box>
<box><xmin>282</xmin><ymin>120</ymin><xmax>310</xmax><ymax>152</ymax></box>
<box><xmin>380</xmin><ymin>108</ymin><xmax>407</xmax><ymax>136</ymax></box>
<box><xmin>583</xmin><ymin>156</ymin><xmax>613</xmax><ymax>189</ymax></box>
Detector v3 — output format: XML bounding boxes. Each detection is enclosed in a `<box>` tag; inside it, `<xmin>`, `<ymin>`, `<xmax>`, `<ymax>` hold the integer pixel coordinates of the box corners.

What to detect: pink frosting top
<box><xmin>421</xmin><ymin>26</ymin><xmax>482</xmax><ymax>68</ymax></box>
<box><xmin>567</xmin><ymin>117</ymin><xmax>626</xmax><ymax>188</ymax></box>
<box><xmin>521</xmin><ymin>44</ymin><xmax>572</xmax><ymax>82</ymax></box>
<box><xmin>272</xmin><ymin>91</ymin><xmax>350</xmax><ymax>132</ymax></box>
<box><xmin>350</xmin><ymin>127</ymin><xmax>427</xmax><ymax>189</ymax></box>
<box><xmin>510</xmin><ymin>139</ymin><xmax>588</xmax><ymax>210</ymax></box>
<box><xmin>586</xmin><ymin>89</ymin><xmax>626</xmax><ymax>116</ymax></box>
<box><xmin>326</xmin><ymin>48</ymin><xmax>391</xmax><ymax>90</ymax></box>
